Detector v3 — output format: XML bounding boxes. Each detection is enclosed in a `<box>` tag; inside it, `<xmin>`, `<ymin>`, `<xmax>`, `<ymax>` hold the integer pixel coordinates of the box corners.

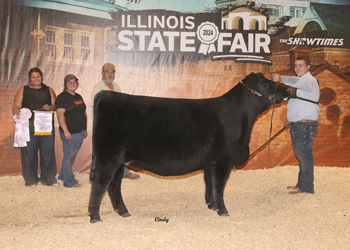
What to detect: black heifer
<box><xmin>89</xmin><ymin>72</ymin><xmax>290</xmax><ymax>222</ymax></box>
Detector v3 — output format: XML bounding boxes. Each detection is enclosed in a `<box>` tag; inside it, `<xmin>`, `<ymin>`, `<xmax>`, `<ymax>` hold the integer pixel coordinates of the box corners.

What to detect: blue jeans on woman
<box><xmin>290</xmin><ymin>121</ymin><xmax>318</xmax><ymax>194</ymax></box>
<box><xmin>58</xmin><ymin>130</ymin><xmax>85</xmax><ymax>187</ymax></box>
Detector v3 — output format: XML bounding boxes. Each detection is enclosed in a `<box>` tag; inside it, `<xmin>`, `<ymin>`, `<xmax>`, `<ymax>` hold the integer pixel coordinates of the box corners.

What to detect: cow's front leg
<box><xmin>108</xmin><ymin>164</ymin><xmax>130</xmax><ymax>217</ymax></box>
<box><xmin>204</xmin><ymin>169</ymin><xmax>214</xmax><ymax>209</ymax></box>
<box><xmin>88</xmin><ymin>162</ymin><xmax>117</xmax><ymax>223</ymax></box>
<box><xmin>212</xmin><ymin>160</ymin><xmax>232</xmax><ymax>216</ymax></box>
<box><xmin>89</xmin><ymin>181</ymin><xmax>108</xmax><ymax>223</ymax></box>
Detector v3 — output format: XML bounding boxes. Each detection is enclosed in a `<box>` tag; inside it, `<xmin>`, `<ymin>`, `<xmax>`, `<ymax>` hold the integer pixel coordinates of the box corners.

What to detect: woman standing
<box><xmin>55</xmin><ymin>74</ymin><xmax>87</xmax><ymax>188</ymax></box>
<box><xmin>12</xmin><ymin>67</ymin><xmax>58</xmax><ymax>187</ymax></box>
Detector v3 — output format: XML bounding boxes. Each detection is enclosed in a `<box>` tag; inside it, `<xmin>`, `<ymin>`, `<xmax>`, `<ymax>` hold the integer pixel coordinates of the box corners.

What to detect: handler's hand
<box><xmin>272</xmin><ymin>73</ymin><xmax>282</xmax><ymax>82</ymax></box>
<box><xmin>284</xmin><ymin>121</ymin><xmax>290</xmax><ymax>128</ymax></box>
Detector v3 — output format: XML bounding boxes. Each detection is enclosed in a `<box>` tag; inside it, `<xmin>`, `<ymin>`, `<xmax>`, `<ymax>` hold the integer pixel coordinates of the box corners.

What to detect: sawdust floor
<box><xmin>0</xmin><ymin>166</ymin><xmax>349</xmax><ymax>250</ymax></box>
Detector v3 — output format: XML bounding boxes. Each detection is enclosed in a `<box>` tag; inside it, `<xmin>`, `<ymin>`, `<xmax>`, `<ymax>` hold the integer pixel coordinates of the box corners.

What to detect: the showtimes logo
<box><xmin>280</xmin><ymin>38</ymin><xmax>344</xmax><ymax>46</ymax></box>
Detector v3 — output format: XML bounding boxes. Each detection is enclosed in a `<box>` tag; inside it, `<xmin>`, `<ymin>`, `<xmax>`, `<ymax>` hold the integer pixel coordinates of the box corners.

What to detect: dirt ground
<box><xmin>1</xmin><ymin>165</ymin><xmax>349</xmax><ymax>250</ymax></box>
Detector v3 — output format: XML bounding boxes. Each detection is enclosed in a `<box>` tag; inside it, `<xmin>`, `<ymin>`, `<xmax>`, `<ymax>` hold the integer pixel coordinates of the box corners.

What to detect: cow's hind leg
<box><xmin>108</xmin><ymin>164</ymin><xmax>130</xmax><ymax>217</ymax></box>
<box><xmin>88</xmin><ymin>161</ymin><xmax>119</xmax><ymax>223</ymax></box>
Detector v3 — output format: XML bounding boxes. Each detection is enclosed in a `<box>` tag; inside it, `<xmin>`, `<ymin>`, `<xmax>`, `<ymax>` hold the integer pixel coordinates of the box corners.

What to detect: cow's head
<box><xmin>241</xmin><ymin>72</ymin><xmax>290</xmax><ymax>104</ymax></box>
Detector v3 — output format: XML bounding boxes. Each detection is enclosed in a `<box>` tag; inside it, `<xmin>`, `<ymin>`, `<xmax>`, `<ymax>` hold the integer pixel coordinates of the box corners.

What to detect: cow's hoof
<box><xmin>89</xmin><ymin>214</ymin><xmax>101</xmax><ymax>223</ymax></box>
<box><xmin>121</xmin><ymin>212</ymin><xmax>131</xmax><ymax>217</ymax></box>
<box><xmin>90</xmin><ymin>218</ymin><xmax>102</xmax><ymax>223</ymax></box>
<box><xmin>218</xmin><ymin>212</ymin><xmax>230</xmax><ymax>217</ymax></box>
<box><xmin>115</xmin><ymin>208</ymin><xmax>131</xmax><ymax>217</ymax></box>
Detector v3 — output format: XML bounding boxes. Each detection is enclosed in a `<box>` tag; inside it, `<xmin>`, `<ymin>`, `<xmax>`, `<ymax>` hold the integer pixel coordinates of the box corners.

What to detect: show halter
<box><xmin>240</xmin><ymin>81</ymin><xmax>279</xmax><ymax>103</ymax></box>
<box><xmin>13</xmin><ymin>108</ymin><xmax>31</xmax><ymax>147</ymax></box>
<box><xmin>240</xmin><ymin>81</ymin><xmax>281</xmax><ymax>157</ymax></box>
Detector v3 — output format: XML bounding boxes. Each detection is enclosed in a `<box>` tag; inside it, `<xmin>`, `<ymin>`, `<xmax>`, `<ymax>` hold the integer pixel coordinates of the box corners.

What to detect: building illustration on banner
<box><xmin>212</xmin><ymin>6</ymin><xmax>271</xmax><ymax>64</ymax></box>
<box><xmin>282</xmin><ymin>2</ymin><xmax>350</xmax><ymax>47</ymax></box>
<box><xmin>221</xmin><ymin>7</ymin><xmax>266</xmax><ymax>30</ymax></box>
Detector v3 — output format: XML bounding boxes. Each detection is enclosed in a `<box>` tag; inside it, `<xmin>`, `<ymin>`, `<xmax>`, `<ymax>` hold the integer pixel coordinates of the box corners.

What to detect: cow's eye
<box><xmin>261</xmin><ymin>82</ymin><xmax>268</xmax><ymax>87</ymax></box>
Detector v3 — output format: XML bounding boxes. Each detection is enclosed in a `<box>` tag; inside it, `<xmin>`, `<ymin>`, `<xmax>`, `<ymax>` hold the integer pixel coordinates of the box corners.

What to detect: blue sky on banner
<box><xmin>124</xmin><ymin>0</ymin><xmax>216</xmax><ymax>12</ymax></box>
<box><xmin>124</xmin><ymin>0</ymin><xmax>350</xmax><ymax>12</ymax></box>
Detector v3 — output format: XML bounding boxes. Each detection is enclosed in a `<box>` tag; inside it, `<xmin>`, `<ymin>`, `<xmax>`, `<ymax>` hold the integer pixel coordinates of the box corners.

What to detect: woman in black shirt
<box><xmin>55</xmin><ymin>74</ymin><xmax>87</xmax><ymax>188</ymax></box>
<box><xmin>12</xmin><ymin>67</ymin><xmax>58</xmax><ymax>187</ymax></box>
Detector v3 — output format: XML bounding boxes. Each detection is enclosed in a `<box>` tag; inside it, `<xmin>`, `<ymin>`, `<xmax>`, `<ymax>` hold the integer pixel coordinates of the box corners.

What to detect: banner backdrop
<box><xmin>1</xmin><ymin>0</ymin><xmax>350</xmax><ymax>176</ymax></box>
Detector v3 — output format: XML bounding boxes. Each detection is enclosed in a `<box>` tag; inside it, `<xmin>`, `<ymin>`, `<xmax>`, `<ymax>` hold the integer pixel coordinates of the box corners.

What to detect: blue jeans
<box><xmin>124</xmin><ymin>166</ymin><xmax>130</xmax><ymax>175</ymax></box>
<box><xmin>290</xmin><ymin>121</ymin><xmax>318</xmax><ymax>193</ymax></box>
<box><xmin>59</xmin><ymin>130</ymin><xmax>85</xmax><ymax>187</ymax></box>
<box><xmin>21</xmin><ymin>120</ymin><xmax>57</xmax><ymax>186</ymax></box>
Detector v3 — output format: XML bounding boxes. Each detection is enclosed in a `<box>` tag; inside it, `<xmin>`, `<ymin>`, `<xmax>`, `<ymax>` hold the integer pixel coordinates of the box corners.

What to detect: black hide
<box><xmin>88</xmin><ymin>72</ymin><xmax>290</xmax><ymax>222</ymax></box>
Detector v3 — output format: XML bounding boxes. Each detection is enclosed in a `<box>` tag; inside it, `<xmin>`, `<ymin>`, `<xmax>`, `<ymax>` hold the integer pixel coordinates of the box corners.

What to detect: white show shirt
<box><xmin>281</xmin><ymin>72</ymin><xmax>320</xmax><ymax>122</ymax></box>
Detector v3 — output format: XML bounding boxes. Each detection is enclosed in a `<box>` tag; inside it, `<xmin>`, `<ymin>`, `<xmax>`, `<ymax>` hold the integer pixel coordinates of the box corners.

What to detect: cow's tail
<box><xmin>90</xmin><ymin>148</ymin><xmax>96</xmax><ymax>181</ymax></box>
<box><xmin>90</xmin><ymin>92</ymin><xmax>101</xmax><ymax>181</ymax></box>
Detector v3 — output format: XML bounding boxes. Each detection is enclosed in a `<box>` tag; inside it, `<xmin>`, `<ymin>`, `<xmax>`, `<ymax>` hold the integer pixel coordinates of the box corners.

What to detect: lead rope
<box><xmin>268</xmin><ymin>105</ymin><xmax>275</xmax><ymax>156</ymax></box>
<box><xmin>267</xmin><ymin>82</ymin><xmax>279</xmax><ymax>156</ymax></box>
<box><xmin>240</xmin><ymin>81</ymin><xmax>280</xmax><ymax>157</ymax></box>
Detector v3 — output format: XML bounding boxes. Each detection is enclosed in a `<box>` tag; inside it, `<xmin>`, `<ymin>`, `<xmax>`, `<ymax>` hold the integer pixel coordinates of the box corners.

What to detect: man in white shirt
<box><xmin>91</xmin><ymin>63</ymin><xmax>140</xmax><ymax>180</ymax></box>
<box><xmin>272</xmin><ymin>57</ymin><xmax>320</xmax><ymax>194</ymax></box>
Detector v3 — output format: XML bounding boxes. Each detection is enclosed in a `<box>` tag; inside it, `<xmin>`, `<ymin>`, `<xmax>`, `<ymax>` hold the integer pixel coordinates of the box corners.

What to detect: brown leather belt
<box><xmin>298</xmin><ymin>119</ymin><xmax>317</xmax><ymax>123</ymax></box>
